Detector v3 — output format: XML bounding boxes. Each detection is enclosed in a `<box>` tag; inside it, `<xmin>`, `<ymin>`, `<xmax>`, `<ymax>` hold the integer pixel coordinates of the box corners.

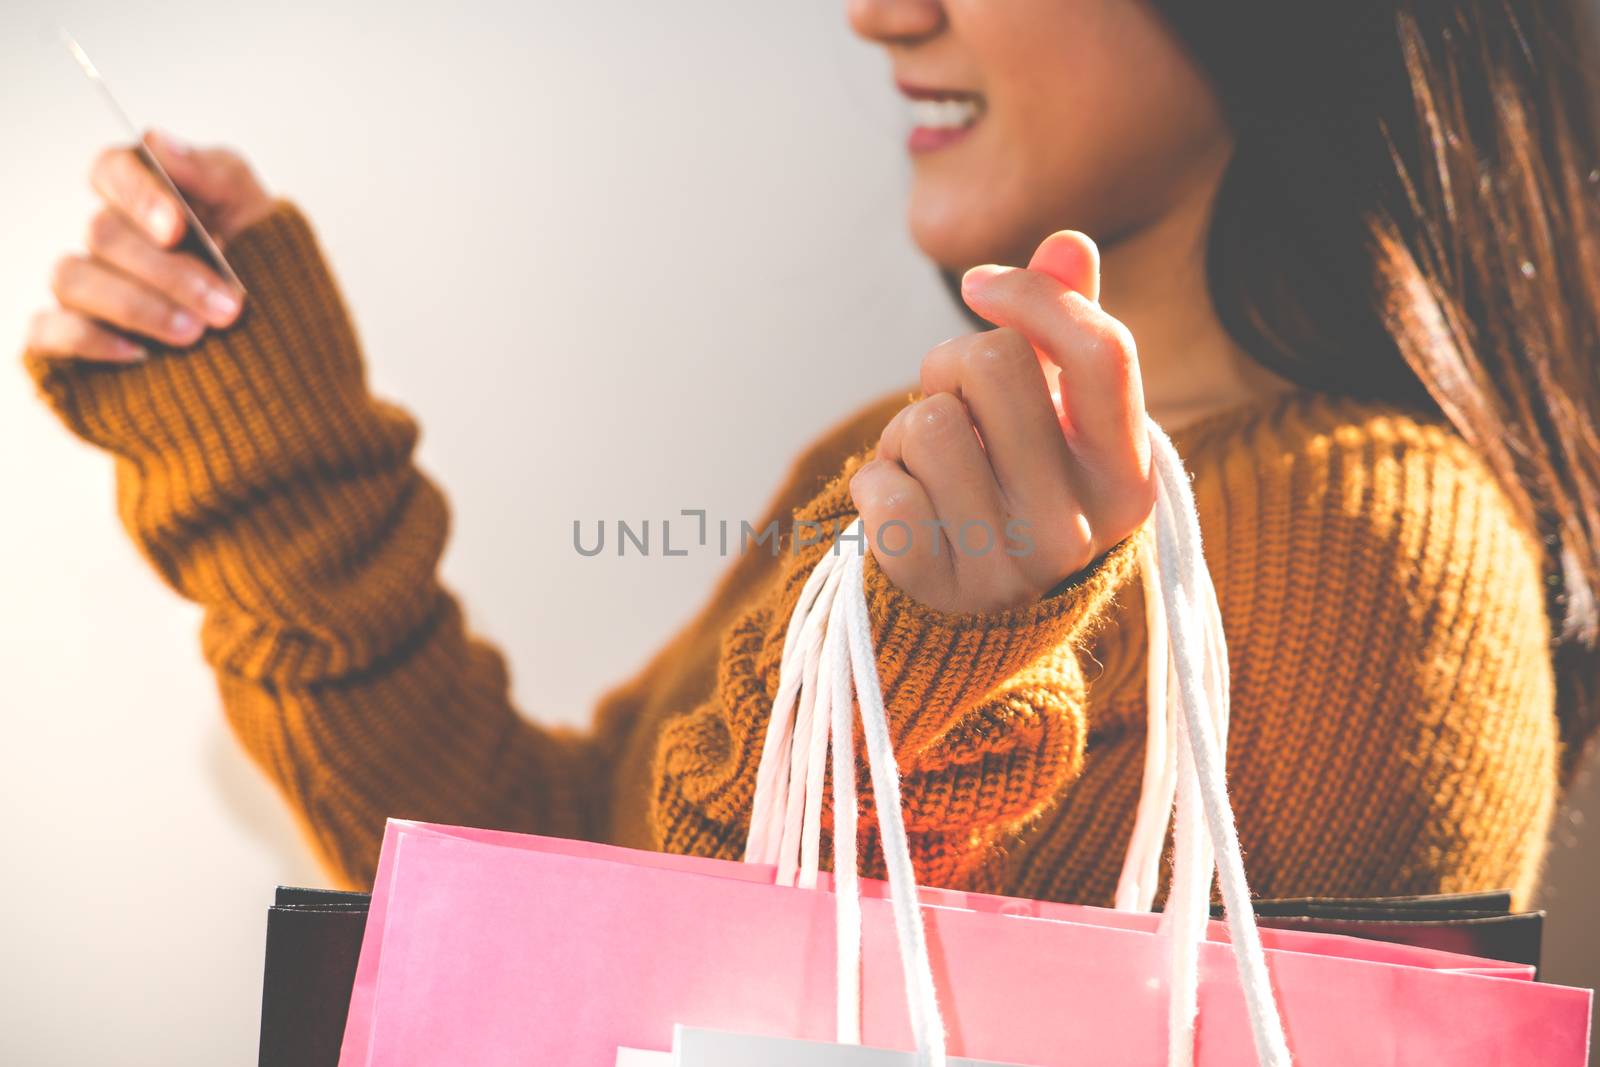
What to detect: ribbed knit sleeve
<box><xmin>24</xmin><ymin>201</ymin><xmax>602</xmax><ymax>885</ymax></box>
<box><xmin>23</xmin><ymin>200</ymin><xmax>1134</xmax><ymax>893</ymax></box>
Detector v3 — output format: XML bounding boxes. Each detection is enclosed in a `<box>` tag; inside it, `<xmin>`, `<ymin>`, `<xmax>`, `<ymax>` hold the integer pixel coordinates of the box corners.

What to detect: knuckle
<box><xmin>124</xmin><ymin>292</ymin><xmax>167</xmax><ymax>331</ymax></box>
<box><xmin>104</xmin><ymin>147</ymin><xmax>143</xmax><ymax>199</ymax></box>
<box><xmin>49</xmin><ymin>255</ymin><xmax>83</xmax><ymax>298</ymax></box>
<box><xmin>963</xmin><ymin>328</ymin><xmax>1032</xmax><ymax>377</ymax></box>
<box><xmin>205</xmin><ymin>148</ymin><xmax>248</xmax><ymax>189</ymax></box>
<box><xmin>850</xmin><ymin>475</ymin><xmax>892</xmax><ymax>517</ymax></box>
<box><xmin>147</xmin><ymin>256</ymin><xmax>189</xmax><ymax>297</ymax></box>
<box><xmin>1119</xmin><ymin>476</ymin><xmax>1159</xmax><ymax>528</ymax></box>
<box><xmin>1084</xmin><ymin>316</ymin><xmax>1138</xmax><ymax>375</ymax></box>
<box><xmin>1106</xmin><ymin>318</ymin><xmax>1138</xmax><ymax>365</ymax></box>
<box><xmin>905</xmin><ymin>393</ymin><xmax>967</xmax><ymax>448</ymax></box>
<box><xmin>1089</xmin><ymin>488</ymin><xmax>1156</xmax><ymax>552</ymax></box>
<box><xmin>1029</xmin><ymin>499</ymin><xmax>1090</xmax><ymax>548</ymax></box>
<box><xmin>64</xmin><ymin>317</ymin><xmax>97</xmax><ymax>350</ymax></box>
<box><xmin>90</xmin><ymin>146</ymin><xmax>123</xmax><ymax>183</ymax></box>
<box><xmin>877</xmin><ymin>403</ymin><xmax>911</xmax><ymax>448</ymax></box>
<box><xmin>84</xmin><ymin>208</ymin><xmax>121</xmax><ymax>254</ymax></box>
<box><xmin>852</xmin><ymin>465</ymin><xmax>919</xmax><ymax>520</ymax></box>
<box><xmin>919</xmin><ymin>335</ymin><xmax>959</xmax><ymax>382</ymax></box>
<box><xmin>871</xmin><ymin>488</ymin><xmax>913</xmax><ymax>516</ymax></box>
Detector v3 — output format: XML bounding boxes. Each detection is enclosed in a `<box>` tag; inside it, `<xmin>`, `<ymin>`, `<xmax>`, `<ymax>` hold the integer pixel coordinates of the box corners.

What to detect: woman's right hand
<box><xmin>849</xmin><ymin>230</ymin><xmax>1155</xmax><ymax>616</ymax></box>
<box><xmin>25</xmin><ymin>130</ymin><xmax>274</xmax><ymax>363</ymax></box>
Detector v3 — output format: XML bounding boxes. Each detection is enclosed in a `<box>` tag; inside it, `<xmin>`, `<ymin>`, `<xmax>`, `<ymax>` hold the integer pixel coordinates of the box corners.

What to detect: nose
<box><xmin>846</xmin><ymin>0</ymin><xmax>945</xmax><ymax>45</ymax></box>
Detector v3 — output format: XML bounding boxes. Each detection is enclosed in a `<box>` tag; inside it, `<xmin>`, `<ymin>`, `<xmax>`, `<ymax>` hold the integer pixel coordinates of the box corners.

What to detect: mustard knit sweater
<box><xmin>24</xmin><ymin>201</ymin><xmax>1561</xmax><ymax>908</ymax></box>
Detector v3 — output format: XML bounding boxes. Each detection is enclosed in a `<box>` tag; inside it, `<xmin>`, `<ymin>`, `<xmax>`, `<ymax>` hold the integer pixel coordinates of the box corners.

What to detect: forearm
<box><xmin>26</xmin><ymin>201</ymin><xmax>600</xmax><ymax>885</ymax></box>
<box><xmin>28</xmin><ymin>201</ymin><xmax>422</xmax><ymax>668</ymax></box>
<box><xmin>216</xmin><ymin>592</ymin><xmax>600</xmax><ymax>886</ymax></box>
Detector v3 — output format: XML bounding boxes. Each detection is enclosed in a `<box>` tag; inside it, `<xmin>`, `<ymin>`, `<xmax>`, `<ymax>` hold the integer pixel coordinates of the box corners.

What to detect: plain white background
<box><xmin>1</xmin><ymin>2</ymin><xmax>1595</xmax><ymax>1063</ymax></box>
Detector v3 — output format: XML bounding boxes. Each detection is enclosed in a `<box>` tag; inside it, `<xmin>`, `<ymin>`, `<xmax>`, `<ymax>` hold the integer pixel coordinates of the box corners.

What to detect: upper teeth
<box><xmin>909</xmin><ymin>97</ymin><xmax>980</xmax><ymax>130</ymax></box>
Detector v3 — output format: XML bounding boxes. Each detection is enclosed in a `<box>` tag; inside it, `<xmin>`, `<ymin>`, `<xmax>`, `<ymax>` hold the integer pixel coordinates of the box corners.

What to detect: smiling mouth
<box><xmin>897</xmin><ymin>83</ymin><xmax>986</xmax><ymax>154</ymax></box>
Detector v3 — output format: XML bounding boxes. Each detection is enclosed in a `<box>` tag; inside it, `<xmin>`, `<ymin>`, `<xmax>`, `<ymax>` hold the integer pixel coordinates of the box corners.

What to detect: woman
<box><xmin>22</xmin><ymin>0</ymin><xmax>1600</xmax><ymax>910</ymax></box>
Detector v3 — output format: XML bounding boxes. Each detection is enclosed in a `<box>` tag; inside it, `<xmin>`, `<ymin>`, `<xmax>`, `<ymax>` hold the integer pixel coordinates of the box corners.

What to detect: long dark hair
<box><xmin>1141</xmin><ymin>0</ymin><xmax>1600</xmax><ymax>783</ymax></box>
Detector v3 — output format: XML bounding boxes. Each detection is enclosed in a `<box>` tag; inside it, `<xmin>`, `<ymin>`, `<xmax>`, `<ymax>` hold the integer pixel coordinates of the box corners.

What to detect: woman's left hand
<box><xmin>848</xmin><ymin>230</ymin><xmax>1155</xmax><ymax>614</ymax></box>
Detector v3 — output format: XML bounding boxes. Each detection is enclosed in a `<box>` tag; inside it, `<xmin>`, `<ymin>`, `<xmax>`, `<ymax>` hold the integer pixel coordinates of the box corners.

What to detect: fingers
<box><xmin>142</xmin><ymin>130</ymin><xmax>272</xmax><ymax>244</ymax></box>
<box><xmin>90</xmin><ymin>145</ymin><xmax>185</xmax><ymax>248</ymax></box>
<box><xmin>26</xmin><ymin>308</ymin><xmax>146</xmax><ymax>363</ymax></box>
<box><xmin>918</xmin><ymin>327</ymin><xmax>1076</xmax><ymax>526</ymax></box>
<box><xmin>889</xmin><ymin>394</ymin><xmax>1005</xmax><ymax>541</ymax></box>
<box><xmin>27</xmin><ymin>133</ymin><xmax>261</xmax><ymax>365</ymax></box>
<box><xmin>1019</xmin><ymin>230</ymin><xmax>1098</xmax><ymax>413</ymax></box>
<box><xmin>84</xmin><ymin>208</ymin><xmax>241</xmax><ymax>328</ymax></box>
<box><xmin>850</xmin><ymin>229</ymin><xmax>1154</xmax><ymax>615</ymax></box>
<box><xmin>849</xmin><ymin>454</ymin><xmax>954</xmax><ymax>606</ymax></box>
<box><xmin>50</xmin><ymin>254</ymin><xmax>206</xmax><ymax>348</ymax></box>
<box><xmin>959</xmin><ymin>257</ymin><xmax>1145</xmax><ymax>466</ymax></box>
<box><xmin>861</xmin><ymin>226</ymin><xmax>1157</xmax><ymax>616</ymax></box>
<box><xmin>144</xmin><ymin>130</ymin><xmax>239</xmax><ymax>201</ymax></box>
<box><xmin>864</xmin><ymin>395</ymin><xmax>1036</xmax><ymax>612</ymax></box>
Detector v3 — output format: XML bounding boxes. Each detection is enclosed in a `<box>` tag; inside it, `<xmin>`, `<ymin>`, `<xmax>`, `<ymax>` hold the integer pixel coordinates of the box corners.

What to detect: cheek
<box><xmin>904</xmin><ymin>52</ymin><xmax>1134</xmax><ymax>267</ymax></box>
<box><xmin>1012</xmin><ymin>47</ymin><xmax>1224</xmax><ymax>232</ymax></box>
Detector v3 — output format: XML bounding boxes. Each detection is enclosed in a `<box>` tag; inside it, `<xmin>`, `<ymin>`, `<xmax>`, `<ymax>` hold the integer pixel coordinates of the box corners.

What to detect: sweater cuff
<box><xmin>24</xmin><ymin>199</ymin><xmax>409</xmax><ymax>515</ymax></box>
<box><xmin>783</xmin><ymin>448</ymin><xmax>1149</xmax><ymax>755</ymax></box>
<box><xmin>862</xmin><ymin>516</ymin><xmax>1148</xmax><ymax>753</ymax></box>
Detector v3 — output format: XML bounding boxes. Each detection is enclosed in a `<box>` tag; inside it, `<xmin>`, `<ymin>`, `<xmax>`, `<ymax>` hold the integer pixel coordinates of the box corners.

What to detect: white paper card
<box><xmin>672</xmin><ymin>1026</ymin><xmax>1034</xmax><ymax>1066</ymax></box>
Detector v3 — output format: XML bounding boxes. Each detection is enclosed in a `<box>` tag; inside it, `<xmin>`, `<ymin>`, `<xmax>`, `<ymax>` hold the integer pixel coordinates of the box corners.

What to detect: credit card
<box><xmin>60</xmin><ymin>29</ymin><xmax>245</xmax><ymax>295</ymax></box>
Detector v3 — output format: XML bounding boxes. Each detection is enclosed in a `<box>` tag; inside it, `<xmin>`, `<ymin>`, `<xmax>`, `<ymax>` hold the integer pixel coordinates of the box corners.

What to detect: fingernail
<box><xmin>204</xmin><ymin>287</ymin><xmax>241</xmax><ymax>324</ymax></box>
<box><xmin>114</xmin><ymin>338</ymin><xmax>147</xmax><ymax>361</ymax></box>
<box><xmin>149</xmin><ymin>203</ymin><xmax>176</xmax><ymax>241</ymax></box>
<box><xmin>961</xmin><ymin>264</ymin><xmax>1012</xmax><ymax>294</ymax></box>
<box><xmin>170</xmin><ymin>309</ymin><xmax>200</xmax><ymax>337</ymax></box>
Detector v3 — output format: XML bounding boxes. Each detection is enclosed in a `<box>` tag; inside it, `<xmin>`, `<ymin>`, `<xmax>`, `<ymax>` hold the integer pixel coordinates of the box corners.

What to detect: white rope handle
<box><xmin>826</xmin><ymin>583</ymin><xmax>862</xmax><ymax>1044</ymax></box>
<box><xmin>1126</xmin><ymin>452</ymin><xmax>1236</xmax><ymax>1066</ymax></box>
<box><xmin>842</xmin><ymin>547</ymin><xmax>947</xmax><ymax>1066</ymax></box>
<box><xmin>746</xmin><ymin>546</ymin><xmax>845</xmax><ymax>869</ymax></box>
<box><xmin>746</xmin><ymin>520</ymin><xmax>943</xmax><ymax>1061</ymax></box>
<box><xmin>1117</xmin><ymin>537</ymin><xmax>1178</xmax><ymax>912</ymax></box>
<box><xmin>742</xmin><ymin>417</ymin><xmax>1292</xmax><ymax>1067</ymax></box>
<box><xmin>1143</xmin><ymin>421</ymin><xmax>1289</xmax><ymax>1066</ymax></box>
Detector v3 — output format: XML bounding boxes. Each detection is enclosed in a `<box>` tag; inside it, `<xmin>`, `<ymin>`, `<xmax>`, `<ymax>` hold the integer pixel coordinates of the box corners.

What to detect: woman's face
<box><xmin>848</xmin><ymin>0</ymin><xmax>1233</xmax><ymax>270</ymax></box>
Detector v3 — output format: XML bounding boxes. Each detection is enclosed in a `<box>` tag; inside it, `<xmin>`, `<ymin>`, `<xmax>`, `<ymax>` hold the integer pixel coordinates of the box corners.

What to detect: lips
<box><xmin>896</xmin><ymin>81</ymin><xmax>985</xmax><ymax>155</ymax></box>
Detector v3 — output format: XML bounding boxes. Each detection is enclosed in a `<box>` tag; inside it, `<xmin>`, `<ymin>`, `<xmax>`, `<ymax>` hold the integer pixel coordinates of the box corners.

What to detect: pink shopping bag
<box><xmin>336</xmin><ymin>819</ymin><xmax>1590</xmax><ymax>1066</ymax></box>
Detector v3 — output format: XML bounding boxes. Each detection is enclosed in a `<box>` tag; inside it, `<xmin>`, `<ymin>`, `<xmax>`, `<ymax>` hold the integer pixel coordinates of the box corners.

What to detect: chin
<box><xmin>906</xmin><ymin>186</ymin><xmax>1039</xmax><ymax>273</ymax></box>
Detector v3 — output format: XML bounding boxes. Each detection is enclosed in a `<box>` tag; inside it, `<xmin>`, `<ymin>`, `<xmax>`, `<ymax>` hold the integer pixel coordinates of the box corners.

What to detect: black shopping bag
<box><xmin>1209</xmin><ymin>889</ymin><xmax>1544</xmax><ymax>972</ymax></box>
<box><xmin>258</xmin><ymin>887</ymin><xmax>371</xmax><ymax>1067</ymax></box>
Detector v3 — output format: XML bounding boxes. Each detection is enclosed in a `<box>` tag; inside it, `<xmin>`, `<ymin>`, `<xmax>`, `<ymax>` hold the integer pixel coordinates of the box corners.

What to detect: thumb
<box><xmin>1026</xmin><ymin>229</ymin><xmax>1100</xmax><ymax>303</ymax></box>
